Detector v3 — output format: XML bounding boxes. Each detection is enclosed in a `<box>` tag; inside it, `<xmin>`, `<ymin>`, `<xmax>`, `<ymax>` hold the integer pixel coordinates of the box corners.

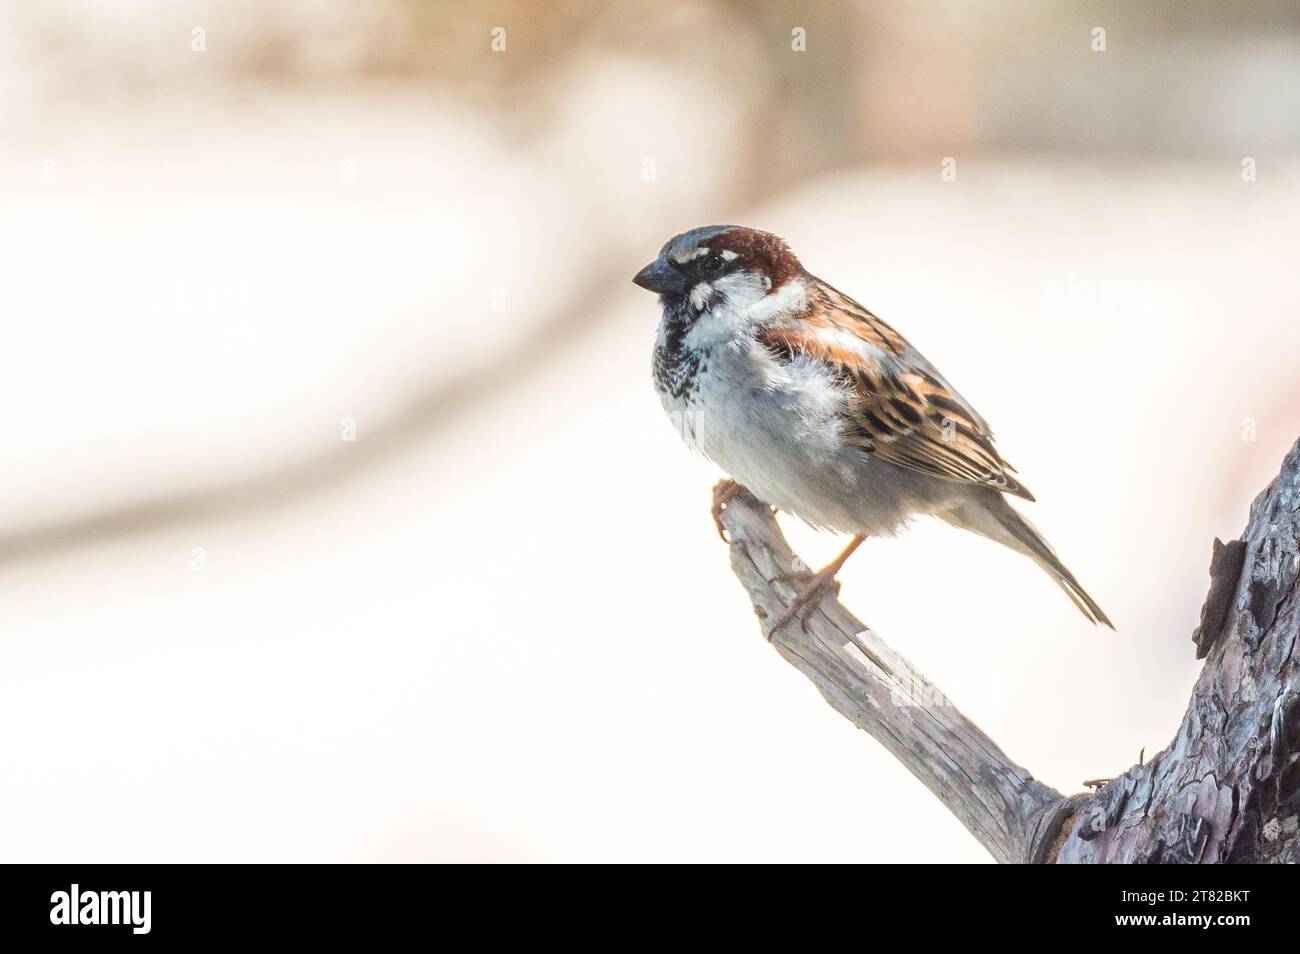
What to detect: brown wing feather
<box><xmin>759</xmin><ymin>280</ymin><xmax>1035</xmax><ymax>501</ymax></box>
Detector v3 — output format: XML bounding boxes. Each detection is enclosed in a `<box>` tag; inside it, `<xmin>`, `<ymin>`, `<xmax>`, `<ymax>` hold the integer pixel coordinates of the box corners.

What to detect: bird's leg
<box><xmin>768</xmin><ymin>534</ymin><xmax>867</xmax><ymax>638</ymax></box>
<box><xmin>711</xmin><ymin>478</ymin><xmax>748</xmax><ymax>541</ymax></box>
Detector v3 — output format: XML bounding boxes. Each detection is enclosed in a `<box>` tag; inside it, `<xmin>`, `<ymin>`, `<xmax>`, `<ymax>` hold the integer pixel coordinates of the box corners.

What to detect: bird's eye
<box><xmin>699</xmin><ymin>255</ymin><xmax>724</xmax><ymax>274</ymax></box>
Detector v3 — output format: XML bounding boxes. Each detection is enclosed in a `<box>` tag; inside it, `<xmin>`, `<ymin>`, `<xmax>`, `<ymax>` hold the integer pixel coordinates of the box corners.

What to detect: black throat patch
<box><xmin>652</xmin><ymin>298</ymin><xmax>705</xmax><ymax>400</ymax></box>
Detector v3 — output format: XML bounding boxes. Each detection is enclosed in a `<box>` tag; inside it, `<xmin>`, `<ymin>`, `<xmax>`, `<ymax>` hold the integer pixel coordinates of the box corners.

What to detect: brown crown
<box><xmin>710</xmin><ymin>228</ymin><xmax>804</xmax><ymax>289</ymax></box>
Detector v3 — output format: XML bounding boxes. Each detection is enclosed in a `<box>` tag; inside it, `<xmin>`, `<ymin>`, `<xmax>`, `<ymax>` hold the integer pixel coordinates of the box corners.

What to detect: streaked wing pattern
<box><xmin>758</xmin><ymin>279</ymin><xmax>1035</xmax><ymax>501</ymax></box>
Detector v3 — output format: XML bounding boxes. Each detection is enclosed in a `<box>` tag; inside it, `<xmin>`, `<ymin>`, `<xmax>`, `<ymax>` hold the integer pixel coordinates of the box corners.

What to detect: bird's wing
<box><xmin>758</xmin><ymin>278</ymin><xmax>1035</xmax><ymax>501</ymax></box>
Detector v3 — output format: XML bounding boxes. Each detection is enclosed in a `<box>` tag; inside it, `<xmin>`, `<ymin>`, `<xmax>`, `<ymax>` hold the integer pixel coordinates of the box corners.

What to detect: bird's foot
<box><xmin>711</xmin><ymin>478</ymin><xmax>747</xmax><ymax>541</ymax></box>
<box><xmin>768</xmin><ymin>564</ymin><xmax>843</xmax><ymax>639</ymax></box>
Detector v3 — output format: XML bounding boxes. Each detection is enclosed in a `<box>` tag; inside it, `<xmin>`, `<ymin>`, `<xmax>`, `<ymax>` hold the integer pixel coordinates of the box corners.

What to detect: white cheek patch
<box><xmin>685</xmin><ymin>274</ymin><xmax>801</xmax><ymax>351</ymax></box>
<box><xmin>743</xmin><ymin>279</ymin><xmax>807</xmax><ymax>323</ymax></box>
<box><xmin>711</xmin><ymin>271</ymin><xmax>771</xmax><ymax>308</ymax></box>
<box><xmin>719</xmin><ymin>249</ymin><xmax>738</xmax><ymax>261</ymax></box>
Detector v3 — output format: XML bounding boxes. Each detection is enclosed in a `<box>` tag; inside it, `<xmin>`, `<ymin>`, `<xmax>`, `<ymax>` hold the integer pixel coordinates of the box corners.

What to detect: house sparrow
<box><xmin>634</xmin><ymin>225</ymin><xmax>1112</xmax><ymax>634</ymax></box>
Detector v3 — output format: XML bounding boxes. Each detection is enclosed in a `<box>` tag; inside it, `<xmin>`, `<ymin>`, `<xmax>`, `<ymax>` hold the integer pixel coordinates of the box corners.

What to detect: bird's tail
<box><xmin>952</xmin><ymin>492</ymin><xmax>1114</xmax><ymax>628</ymax></box>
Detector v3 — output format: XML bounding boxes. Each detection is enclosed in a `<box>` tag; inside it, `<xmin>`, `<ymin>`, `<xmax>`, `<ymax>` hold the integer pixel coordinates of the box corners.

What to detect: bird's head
<box><xmin>633</xmin><ymin>225</ymin><xmax>804</xmax><ymax>315</ymax></box>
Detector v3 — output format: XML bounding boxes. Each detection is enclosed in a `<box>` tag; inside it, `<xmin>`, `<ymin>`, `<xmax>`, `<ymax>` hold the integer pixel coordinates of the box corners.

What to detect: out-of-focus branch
<box><xmin>713</xmin><ymin>438</ymin><xmax>1300</xmax><ymax>864</ymax></box>
<box><xmin>0</xmin><ymin>3</ymin><xmax>854</xmax><ymax>570</ymax></box>
<box><xmin>712</xmin><ymin>481</ymin><xmax>1073</xmax><ymax>864</ymax></box>
<box><xmin>0</xmin><ymin>264</ymin><xmax>629</xmax><ymax>567</ymax></box>
<box><xmin>0</xmin><ymin>38</ymin><xmax>801</xmax><ymax>568</ymax></box>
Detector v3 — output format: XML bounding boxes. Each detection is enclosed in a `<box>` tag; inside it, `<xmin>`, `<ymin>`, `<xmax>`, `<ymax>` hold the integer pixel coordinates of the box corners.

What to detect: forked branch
<box><xmin>712</xmin><ymin>438</ymin><xmax>1300</xmax><ymax>864</ymax></box>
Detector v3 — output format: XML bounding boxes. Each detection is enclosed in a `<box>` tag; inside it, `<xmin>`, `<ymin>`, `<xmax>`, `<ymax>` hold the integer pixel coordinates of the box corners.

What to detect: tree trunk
<box><xmin>712</xmin><ymin>438</ymin><xmax>1300</xmax><ymax>863</ymax></box>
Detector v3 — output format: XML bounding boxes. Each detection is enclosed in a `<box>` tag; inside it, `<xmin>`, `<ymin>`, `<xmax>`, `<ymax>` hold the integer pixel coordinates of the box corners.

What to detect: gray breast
<box><xmin>659</xmin><ymin>333</ymin><xmax>946</xmax><ymax>537</ymax></box>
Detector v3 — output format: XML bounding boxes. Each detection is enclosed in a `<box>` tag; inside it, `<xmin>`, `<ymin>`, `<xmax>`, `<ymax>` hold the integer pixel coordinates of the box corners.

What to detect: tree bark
<box><xmin>712</xmin><ymin>438</ymin><xmax>1300</xmax><ymax>863</ymax></box>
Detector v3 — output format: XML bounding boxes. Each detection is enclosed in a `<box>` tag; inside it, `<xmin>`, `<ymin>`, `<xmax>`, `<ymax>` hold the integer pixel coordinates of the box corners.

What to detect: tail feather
<box><xmin>954</xmin><ymin>494</ymin><xmax>1114</xmax><ymax>628</ymax></box>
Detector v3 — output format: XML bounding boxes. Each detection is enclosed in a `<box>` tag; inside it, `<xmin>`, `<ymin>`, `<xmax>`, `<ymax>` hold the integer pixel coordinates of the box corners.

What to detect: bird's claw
<box><xmin>767</xmin><ymin>568</ymin><xmax>841</xmax><ymax>639</ymax></box>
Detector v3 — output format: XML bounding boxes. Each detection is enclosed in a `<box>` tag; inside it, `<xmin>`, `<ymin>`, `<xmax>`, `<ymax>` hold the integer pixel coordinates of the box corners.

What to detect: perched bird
<box><xmin>633</xmin><ymin>225</ymin><xmax>1111</xmax><ymax>633</ymax></box>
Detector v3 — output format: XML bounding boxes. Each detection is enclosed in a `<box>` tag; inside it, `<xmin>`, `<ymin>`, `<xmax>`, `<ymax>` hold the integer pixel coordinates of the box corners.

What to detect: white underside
<box><xmin>652</xmin><ymin>278</ymin><xmax>1107</xmax><ymax>623</ymax></box>
<box><xmin>660</xmin><ymin>332</ymin><xmax>974</xmax><ymax>537</ymax></box>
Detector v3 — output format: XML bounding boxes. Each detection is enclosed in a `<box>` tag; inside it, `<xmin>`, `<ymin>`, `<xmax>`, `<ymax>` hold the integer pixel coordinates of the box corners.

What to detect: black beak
<box><xmin>632</xmin><ymin>258</ymin><xmax>689</xmax><ymax>296</ymax></box>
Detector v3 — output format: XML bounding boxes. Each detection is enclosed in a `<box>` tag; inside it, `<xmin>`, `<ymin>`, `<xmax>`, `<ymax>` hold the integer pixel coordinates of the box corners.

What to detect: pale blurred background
<box><xmin>1</xmin><ymin>0</ymin><xmax>1298</xmax><ymax>862</ymax></box>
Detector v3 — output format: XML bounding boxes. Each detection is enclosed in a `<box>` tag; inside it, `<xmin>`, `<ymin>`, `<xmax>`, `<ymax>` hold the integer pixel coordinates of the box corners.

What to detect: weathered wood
<box><xmin>713</xmin><ymin>438</ymin><xmax>1300</xmax><ymax>863</ymax></box>
<box><xmin>1057</xmin><ymin>440</ymin><xmax>1300</xmax><ymax>863</ymax></box>
<box><xmin>713</xmin><ymin>481</ymin><xmax>1069</xmax><ymax>864</ymax></box>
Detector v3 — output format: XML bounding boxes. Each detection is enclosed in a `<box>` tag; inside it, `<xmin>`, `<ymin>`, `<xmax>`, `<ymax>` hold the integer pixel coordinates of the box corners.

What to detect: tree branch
<box><xmin>1056</xmin><ymin>439</ymin><xmax>1300</xmax><ymax>864</ymax></box>
<box><xmin>712</xmin><ymin>437</ymin><xmax>1300</xmax><ymax>864</ymax></box>
<box><xmin>712</xmin><ymin>481</ymin><xmax>1073</xmax><ymax>864</ymax></box>
<box><xmin>0</xmin><ymin>264</ymin><xmax>630</xmax><ymax>569</ymax></box>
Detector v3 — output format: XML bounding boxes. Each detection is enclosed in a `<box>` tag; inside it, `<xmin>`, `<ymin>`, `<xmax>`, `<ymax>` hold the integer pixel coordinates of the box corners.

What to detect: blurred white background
<box><xmin>1</xmin><ymin>0</ymin><xmax>1298</xmax><ymax>862</ymax></box>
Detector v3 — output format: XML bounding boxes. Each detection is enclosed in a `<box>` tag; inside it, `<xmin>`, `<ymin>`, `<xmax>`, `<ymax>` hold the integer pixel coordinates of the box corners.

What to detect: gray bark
<box><xmin>713</xmin><ymin>438</ymin><xmax>1300</xmax><ymax>863</ymax></box>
